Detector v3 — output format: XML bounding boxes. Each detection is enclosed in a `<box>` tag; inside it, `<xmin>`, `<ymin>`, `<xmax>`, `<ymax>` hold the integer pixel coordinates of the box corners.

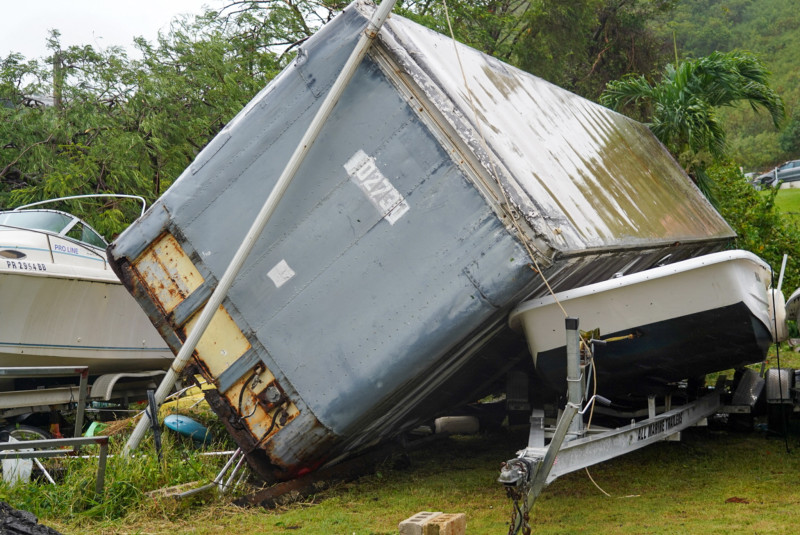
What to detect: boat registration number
<box><xmin>4</xmin><ymin>260</ymin><xmax>47</xmax><ymax>272</ymax></box>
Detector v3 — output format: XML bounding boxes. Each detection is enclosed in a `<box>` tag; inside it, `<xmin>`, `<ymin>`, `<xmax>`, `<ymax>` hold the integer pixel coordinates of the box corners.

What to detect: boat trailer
<box><xmin>0</xmin><ymin>366</ymin><xmax>167</xmax><ymax>437</ymax></box>
<box><xmin>498</xmin><ymin>318</ymin><xmax>724</xmax><ymax>534</ymax></box>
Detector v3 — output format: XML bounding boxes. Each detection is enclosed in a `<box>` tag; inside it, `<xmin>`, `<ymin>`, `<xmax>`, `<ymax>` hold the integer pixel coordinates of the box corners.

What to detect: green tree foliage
<box><xmin>779</xmin><ymin>108</ymin><xmax>800</xmax><ymax>156</ymax></box>
<box><xmin>397</xmin><ymin>0</ymin><xmax>677</xmax><ymax>99</ymax></box>
<box><xmin>711</xmin><ymin>161</ymin><xmax>800</xmax><ymax>293</ymax></box>
<box><xmin>660</xmin><ymin>0</ymin><xmax>800</xmax><ymax>171</ymax></box>
<box><xmin>0</xmin><ymin>14</ymin><xmax>282</xmax><ymax>238</ymax></box>
<box><xmin>601</xmin><ymin>50</ymin><xmax>784</xmax><ymax>198</ymax></box>
<box><xmin>218</xmin><ymin>0</ymin><xmax>347</xmax><ymax>59</ymax></box>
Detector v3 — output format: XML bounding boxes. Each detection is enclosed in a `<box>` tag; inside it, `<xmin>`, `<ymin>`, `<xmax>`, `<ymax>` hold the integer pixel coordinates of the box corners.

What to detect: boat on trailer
<box><xmin>500</xmin><ymin>251</ymin><xmax>794</xmax><ymax>531</ymax></box>
<box><xmin>0</xmin><ymin>195</ymin><xmax>173</xmax><ymax>377</ymax></box>
<box><xmin>509</xmin><ymin>249</ymin><xmax>788</xmax><ymax>399</ymax></box>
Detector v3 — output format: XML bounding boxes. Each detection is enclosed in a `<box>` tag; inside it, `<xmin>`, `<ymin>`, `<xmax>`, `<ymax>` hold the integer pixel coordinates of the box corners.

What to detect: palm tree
<box><xmin>600</xmin><ymin>50</ymin><xmax>784</xmax><ymax>200</ymax></box>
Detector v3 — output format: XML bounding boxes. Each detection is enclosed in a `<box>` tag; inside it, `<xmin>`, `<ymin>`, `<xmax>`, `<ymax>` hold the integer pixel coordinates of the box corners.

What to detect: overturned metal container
<box><xmin>108</xmin><ymin>1</ymin><xmax>734</xmax><ymax>481</ymax></box>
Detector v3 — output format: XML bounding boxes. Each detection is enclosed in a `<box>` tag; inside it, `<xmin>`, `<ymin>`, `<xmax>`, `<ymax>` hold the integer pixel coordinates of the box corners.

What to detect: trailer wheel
<box><xmin>3</xmin><ymin>425</ymin><xmax>53</xmax><ymax>442</ymax></box>
<box><xmin>1</xmin><ymin>425</ymin><xmax>57</xmax><ymax>483</ymax></box>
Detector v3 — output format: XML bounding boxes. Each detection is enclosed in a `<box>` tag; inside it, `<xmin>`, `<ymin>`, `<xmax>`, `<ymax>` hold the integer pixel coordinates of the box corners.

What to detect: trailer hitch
<box><xmin>499</xmin><ymin>458</ymin><xmax>536</xmax><ymax>535</ymax></box>
<box><xmin>498</xmin><ymin>457</ymin><xmax>536</xmax><ymax>487</ymax></box>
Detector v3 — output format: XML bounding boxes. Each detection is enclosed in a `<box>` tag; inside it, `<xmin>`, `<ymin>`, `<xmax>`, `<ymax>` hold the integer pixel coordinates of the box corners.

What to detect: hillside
<box><xmin>659</xmin><ymin>0</ymin><xmax>800</xmax><ymax>172</ymax></box>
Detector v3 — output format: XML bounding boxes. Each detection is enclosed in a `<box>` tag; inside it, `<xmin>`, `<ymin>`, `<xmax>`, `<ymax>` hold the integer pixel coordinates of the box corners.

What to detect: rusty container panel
<box><xmin>129</xmin><ymin>233</ymin><xmax>303</xmax><ymax>471</ymax></box>
<box><xmin>108</xmin><ymin>1</ymin><xmax>734</xmax><ymax>479</ymax></box>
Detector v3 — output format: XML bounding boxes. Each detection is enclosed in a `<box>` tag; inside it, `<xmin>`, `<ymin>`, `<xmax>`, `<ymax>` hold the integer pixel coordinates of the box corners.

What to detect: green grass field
<box><xmin>38</xmin><ymin>422</ymin><xmax>800</xmax><ymax>534</ymax></box>
<box><xmin>773</xmin><ymin>187</ymin><xmax>800</xmax><ymax>216</ymax></box>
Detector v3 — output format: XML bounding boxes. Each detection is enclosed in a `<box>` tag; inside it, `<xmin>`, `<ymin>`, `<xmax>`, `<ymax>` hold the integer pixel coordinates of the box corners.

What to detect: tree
<box><xmin>217</xmin><ymin>0</ymin><xmax>347</xmax><ymax>60</ymax></box>
<box><xmin>655</xmin><ymin>0</ymin><xmax>800</xmax><ymax>170</ymax></box>
<box><xmin>600</xmin><ymin>50</ymin><xmax>784</xmax><ymax>199</ymax></box>
<box><xmin>0</xmin><ymin>13</ymin><xmax>282</xmax><ymax>238</ymax></box>
<box><xmin>398</xmin><ymin>0</ymin><xmax>677</xmax><ymax>99</ymax></box>
<box><xmin>779</xmin><ymin>108</ymin><xmax>800</xmax><ymax>156</ymax></box>
<box><xmin>711</xmin><ymin>161</ymin><xmax>800</xmax><ymax>295</ymax></box>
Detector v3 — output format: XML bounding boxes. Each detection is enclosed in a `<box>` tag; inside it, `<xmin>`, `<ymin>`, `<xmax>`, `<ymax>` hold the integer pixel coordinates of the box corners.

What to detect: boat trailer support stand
<box><xmin>0</xmin><ymin>436</ymin><xmax>110</xmax><ymax>497</ymax></box>
<box><xmin>0</xmin><ymin>367</ymin><xmax>89</xmax><ymax>437</ymax></box>
<box><xmin>499</xmin><ymin>319</ymin><xmax>724</xmax><ymax>533</ymax></box>
<box><xmin>499</xmin><ymin>318</ymin><xmax>582</xmax><ymax>534</ymax></box>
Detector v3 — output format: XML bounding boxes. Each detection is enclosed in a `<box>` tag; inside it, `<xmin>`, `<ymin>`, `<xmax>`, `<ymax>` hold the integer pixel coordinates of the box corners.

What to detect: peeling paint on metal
<box><xmin>134</xmin><ymin>233</ymin><xmax>205</xmax><ymax>313</ymax></box>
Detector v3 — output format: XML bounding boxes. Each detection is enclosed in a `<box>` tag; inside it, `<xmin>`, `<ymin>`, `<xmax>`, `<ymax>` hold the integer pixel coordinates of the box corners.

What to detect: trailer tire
<box><xmin>1</xmin><ymin>425</ymin><xmax>56</xmax><ymax>483</ymax></box>
<box><xmin>3</xmin><ymin>425</ymin><xmax>53</xmax><ymax>442</ymax></box>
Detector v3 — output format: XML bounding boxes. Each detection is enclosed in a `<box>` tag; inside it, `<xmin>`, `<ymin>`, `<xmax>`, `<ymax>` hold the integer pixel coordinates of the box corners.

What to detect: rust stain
<box><xmin>132</xmin><ymin>232</ymin><xmax>205</xmax><ymax>313</ymax></box>
<box><xmin>224</xmin><ymin>370</ymin><xmax>300</xmax><ymax>446</ymax></box>
<box><xmin>129</xmin><ymin>230</ymin><xmax>310</xmax><ymax>481</ymax></box>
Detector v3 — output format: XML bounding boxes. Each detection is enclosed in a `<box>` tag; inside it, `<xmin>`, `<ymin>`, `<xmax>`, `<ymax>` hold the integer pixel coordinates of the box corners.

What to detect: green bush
<box><xmin>711</xmin><ymin>161</ymin><xmax>800</xmax><ymax>292</ymax></box>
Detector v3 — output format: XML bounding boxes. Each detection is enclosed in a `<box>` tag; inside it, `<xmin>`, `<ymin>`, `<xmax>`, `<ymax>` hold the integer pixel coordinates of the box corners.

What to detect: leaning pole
<box><xmin>123</xmin><ymin>0</ymin><xmax>399</xmax><ymax>455</ymax></box>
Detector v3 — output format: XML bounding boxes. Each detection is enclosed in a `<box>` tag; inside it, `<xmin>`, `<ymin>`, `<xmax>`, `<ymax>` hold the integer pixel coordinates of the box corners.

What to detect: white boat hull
<box><xmin>0</xmin><ymin>270</ymin><xmax>173</xmax><ymax>373</ymax></box>
<box><xmin>509</xmin><ymin>250</ymin><xmax>779</xmax><ymax>397</ymax></box>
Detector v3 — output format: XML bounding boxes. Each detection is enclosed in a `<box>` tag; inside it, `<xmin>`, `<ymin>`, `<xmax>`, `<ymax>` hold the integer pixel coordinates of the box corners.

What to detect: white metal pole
<box><xmin>123</xmin><ymin>0</ymin><xmax>398</xmax><ymax>455</ymax></box>
<box><xmin>777</xmin><ymin>253</ymin><xmax>788</xmax><ymax>292</ymax></box>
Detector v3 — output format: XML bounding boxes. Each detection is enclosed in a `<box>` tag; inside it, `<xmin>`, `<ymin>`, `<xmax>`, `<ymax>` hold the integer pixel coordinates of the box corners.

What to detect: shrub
<box><xmin>711</xmin><ymin>161</ymin><xmax>800</xmax><ymax>292</ymax></box>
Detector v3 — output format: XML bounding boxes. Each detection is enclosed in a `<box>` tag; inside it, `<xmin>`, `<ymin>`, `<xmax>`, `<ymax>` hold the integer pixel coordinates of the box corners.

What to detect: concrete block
<box><xmin>399</xmin><ymin>511</ymin><xmax>442</xmax><ymax>535</ymax></box>
<box><xmin>423</xmin><ymin>513</ymin><xmax>466</xmax><ymax>535</ymax></box>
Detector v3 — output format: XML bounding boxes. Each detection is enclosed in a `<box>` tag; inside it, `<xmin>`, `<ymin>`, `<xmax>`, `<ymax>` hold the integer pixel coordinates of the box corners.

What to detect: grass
<box><xmin>4</xmin><ymin>384</ymin><xmax>797</xmax><ymax>535</ymax></box>
<box><xmin>30</xmin><ymin>424</ymin><xmax>800</xmax><ymax>534</ymax></box>
<box><xmin>772</xmin><ymin>187</ymin><xmax>800</xmax><ymax>217</ymax></box>
<box><xmin>767</xmin><ymin>342</ymin><xmax>800</xmax><ymax>369</ymax></box>
<box><xmin>533</xmin><ymin>429</ymin><xmax>800</xmax><ymax>535</ymax></box>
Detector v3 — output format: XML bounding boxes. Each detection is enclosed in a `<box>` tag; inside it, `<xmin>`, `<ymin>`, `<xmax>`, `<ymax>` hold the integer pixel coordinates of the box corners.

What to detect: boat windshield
<box><xmin>0</xmin><ymin>210</ymin><xmax>73</xmax><ymax>233</ymax></box>
<box><xmin>64</xmin><ymin>220</ymin><xmax>107</xmax><ymax>248</ymax></box>
<box><xmin>0</xmin><ymin>210</ymin><xmax>107</xmax><ymax>248</ymax></box>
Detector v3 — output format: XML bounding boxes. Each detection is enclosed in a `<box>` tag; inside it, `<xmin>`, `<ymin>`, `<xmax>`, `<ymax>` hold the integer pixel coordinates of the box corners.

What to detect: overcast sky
<box><xmin>0</xmin><ymin>0</ymin><xmax>223</xmax><ymax>61</ymax></box>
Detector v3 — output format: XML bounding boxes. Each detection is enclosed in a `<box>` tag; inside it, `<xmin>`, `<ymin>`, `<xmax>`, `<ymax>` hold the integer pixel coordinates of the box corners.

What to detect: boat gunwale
<box><xmin>509</xmin><ymin>249</ymin><xmax>772</xmax><ymax>331</ymax></box>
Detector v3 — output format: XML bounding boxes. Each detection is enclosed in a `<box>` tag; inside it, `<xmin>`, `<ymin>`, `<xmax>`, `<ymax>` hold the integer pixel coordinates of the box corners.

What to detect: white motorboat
<box><xmin>509</xmin><ymin>250</ymin><xmax>788</xmax><ymax>398</ymax></box>
<box><xmin>0</xmin><ymin>196</ymin><xmax>173</xmax><ymax>375</ymax></box>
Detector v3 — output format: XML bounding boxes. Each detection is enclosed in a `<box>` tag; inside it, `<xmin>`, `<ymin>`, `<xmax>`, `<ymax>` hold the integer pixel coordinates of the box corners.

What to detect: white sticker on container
<box><xmin>267</xmin><ymin>259</ymin><xmax>296</xmax><ymax>288</ymax></box>
<box><xmin>344</xmin><ymin>149</ymin><xmax>409</xmax><ymax>225</ymax></box>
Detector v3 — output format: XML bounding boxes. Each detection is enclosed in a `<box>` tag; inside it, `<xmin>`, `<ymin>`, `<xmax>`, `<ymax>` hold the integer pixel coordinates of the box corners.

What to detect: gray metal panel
<box><xmin>730</xmin><ymin>368</ymin><xmax>765</xmax><ymax>407</ymax></box>
<box><xmin>766</xmin><ymin>368</ymin><xmax>792</xmax><ymax>403</ymax></box>
<box><xmin>156</xmin><ymin>7</ymin><xmax>373</xmax><ymax>275</ymax></box>
<box><xmin>129</xmin><ymin>14</ymin><xmax>538</xmax><ymax>437</ymax></box>
<box><xmin>218</xmin><ymin>50</ymin><xmax>535</xmax><ymax>433</ymax></box>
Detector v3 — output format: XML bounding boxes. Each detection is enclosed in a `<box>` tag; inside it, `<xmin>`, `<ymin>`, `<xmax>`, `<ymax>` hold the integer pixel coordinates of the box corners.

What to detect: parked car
<box><xmin>755</xmin><ymin>159</ymin><xmax>800</xmax><ymax>188</ymax></box>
